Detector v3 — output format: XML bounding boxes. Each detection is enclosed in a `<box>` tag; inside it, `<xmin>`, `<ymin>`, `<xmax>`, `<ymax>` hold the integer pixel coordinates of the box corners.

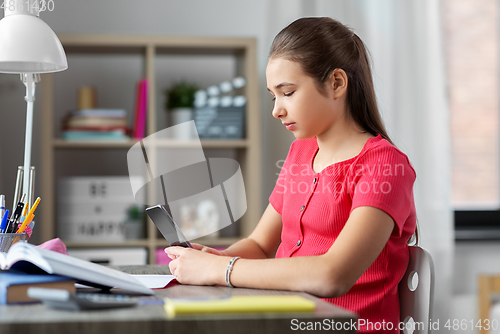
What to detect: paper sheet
<box><xmin>131</xmin><ymin>275</ymin><xmax>176</xmax><ymax>289</ymax></box>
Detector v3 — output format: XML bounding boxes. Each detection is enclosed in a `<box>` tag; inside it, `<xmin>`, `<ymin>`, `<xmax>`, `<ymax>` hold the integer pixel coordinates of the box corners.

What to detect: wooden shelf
<box><xmin>64</xmin><ymin>240</ymin><xmax>152</xmax><ymax>248</ymax></box>
<box><xmin>154</xmin><ymin>139</ymin><xmax>249</xmax><ymax>148</ymax></box>
<box><xmin>155</xmin><ymin>237</ymin><xmax>240</xmax><ymax>248</ymax></box>
<box><xmin>52</xmin><ymin>139</ymin><xmax>138</xmax><ymax>148</ymax></box>
<box><xmin>40</xmin><ymin>34</ymin><xmax>261</xmax><ymax>265</ymax></box>
<box><xmin>52</xmin><ymin>139</ymin><xmax>249</xmax><ymax>149</ymax></box>
<box><xmin>64</xmin><ymin>237</ymin><xmax>240</xmax><ymax>249</ymax></box>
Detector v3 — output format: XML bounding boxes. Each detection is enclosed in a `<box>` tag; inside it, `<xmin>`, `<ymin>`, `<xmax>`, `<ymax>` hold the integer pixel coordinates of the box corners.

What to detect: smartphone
<box><xmin>145</xmin><ymin>205</ymin><xmax>192</xmax><ymax>248</ymax></box>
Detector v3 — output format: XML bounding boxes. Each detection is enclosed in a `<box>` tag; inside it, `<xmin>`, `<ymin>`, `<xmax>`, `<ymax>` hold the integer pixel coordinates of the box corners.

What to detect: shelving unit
<box><xmin>39</xmin><ymin>34</ymin><xmax>261</xmax><ymax>264</ymax></box>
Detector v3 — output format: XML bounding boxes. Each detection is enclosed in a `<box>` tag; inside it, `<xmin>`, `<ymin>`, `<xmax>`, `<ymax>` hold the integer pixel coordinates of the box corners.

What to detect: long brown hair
<box><xmin>269</xmin><ymin>17</ymin><xmax>391</xmax><ymax>144</ymax></box>
<box><xmin>269</xmin><ymin>17</ymin><xmax>418</xmax><ymax>244</ymax></box>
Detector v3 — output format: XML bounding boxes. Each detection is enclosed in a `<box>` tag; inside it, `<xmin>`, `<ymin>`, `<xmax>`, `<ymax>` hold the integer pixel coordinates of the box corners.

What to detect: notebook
<box><xmin>164</xmin><ymin>295</ymin><xmax>316</xmax><ymax>317</ymax></box>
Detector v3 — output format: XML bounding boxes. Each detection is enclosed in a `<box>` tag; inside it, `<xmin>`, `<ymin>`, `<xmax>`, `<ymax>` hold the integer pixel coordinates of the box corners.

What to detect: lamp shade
<box><xmin>0</xmin><ymin>14</ymin><xmax>67</xmax><ymax>73</ymax></box>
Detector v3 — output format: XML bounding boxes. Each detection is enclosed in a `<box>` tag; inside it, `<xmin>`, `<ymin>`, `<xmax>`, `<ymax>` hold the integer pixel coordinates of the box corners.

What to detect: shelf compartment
<box><xmin>53</xmin><ymin>139</ymin><xmax>138</xmax><ymax>148</ymax></box>
<box><xmin>63</xmin><ymin>240</ymin><xmax>151</xmax><ymax>248</ymax></box>
<box><xmin>52</xmin><ymin>139</ymin><xmax>249</xmax><ymax>148</ymax></box>
<box><xmin>155</xmin><ymin>237</ymin><xmax>239</xmax><ymax>248</ymax></box>
<box><xmin>154</xmin><ymin>139</ymin><xmax>248</xmax><ymax>148</ymax></box>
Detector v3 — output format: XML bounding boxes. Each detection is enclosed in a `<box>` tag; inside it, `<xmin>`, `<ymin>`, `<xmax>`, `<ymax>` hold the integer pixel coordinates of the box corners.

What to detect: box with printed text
<box><xmin>57</xmin><ymin>176</ymin><xmax>145</xmax><ymax>242</ymax></box>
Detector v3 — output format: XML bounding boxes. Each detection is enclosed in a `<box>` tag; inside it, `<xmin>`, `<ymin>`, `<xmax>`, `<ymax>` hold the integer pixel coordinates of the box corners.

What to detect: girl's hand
<box><xmin>165</xmin><ymin>246</ymin><xmax>228</xmax><ymax>285</ymax></box>
<box><xmin>190</xmin><ymin>243</ymin><xmax>227</xmax><ymax>256</ymax></box>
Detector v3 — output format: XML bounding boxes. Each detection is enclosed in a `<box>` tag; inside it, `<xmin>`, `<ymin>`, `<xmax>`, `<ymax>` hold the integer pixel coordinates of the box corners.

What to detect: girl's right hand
<box><xmin>191</xmin><ymin>243</ymin><xmax>227</xmax><ymax>256</ymax></box>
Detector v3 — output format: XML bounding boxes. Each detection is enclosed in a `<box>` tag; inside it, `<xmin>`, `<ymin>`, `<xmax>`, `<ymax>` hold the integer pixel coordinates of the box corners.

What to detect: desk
<box><xmin>0</xmin><ymin>265</ymin><xmax>357</xmax><ymax>334</ymax></box>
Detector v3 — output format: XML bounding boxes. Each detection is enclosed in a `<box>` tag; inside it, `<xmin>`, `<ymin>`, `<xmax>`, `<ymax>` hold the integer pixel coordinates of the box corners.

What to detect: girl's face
<box><xmin>266</xmin><ymin>57</ymin><xmax>344</xmax><ymax>140</ymax></box>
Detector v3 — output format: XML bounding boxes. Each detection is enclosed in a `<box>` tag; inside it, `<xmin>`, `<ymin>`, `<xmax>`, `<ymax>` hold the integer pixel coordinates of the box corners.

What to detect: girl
<box><xmin>166</xmin><ymin>17</ymin><xmax>417</xmax><ymax>333</ymax></box>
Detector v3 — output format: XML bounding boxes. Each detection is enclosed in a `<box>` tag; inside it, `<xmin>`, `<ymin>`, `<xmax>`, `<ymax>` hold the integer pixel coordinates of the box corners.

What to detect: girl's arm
<box><xmin>191</xmin><ymin>203</ymin><xmax>283</xmax><ymax>259</ymax></box>
<box><xmin>166</xmin><ymin>204</ymin><xmax>394</xmax><ymax>298</ymax></box>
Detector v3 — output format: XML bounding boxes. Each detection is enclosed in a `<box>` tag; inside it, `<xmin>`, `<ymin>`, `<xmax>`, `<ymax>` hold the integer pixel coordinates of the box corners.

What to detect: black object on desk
<box><xmin>146</xmin><ymin>204</ymin><xmax>193</xmax><ymax>248</ymax></box>
<box><xmin>27</xmin><ymin>288</ymin><xmax>137</xmax><ymax>311</ymax></box>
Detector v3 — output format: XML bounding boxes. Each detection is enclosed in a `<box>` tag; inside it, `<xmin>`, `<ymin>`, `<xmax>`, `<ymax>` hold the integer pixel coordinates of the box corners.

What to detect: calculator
<box><xmin>27</xmin><ymin>287</ymin><xmax>138</xmax><ymax>311</ymax></box>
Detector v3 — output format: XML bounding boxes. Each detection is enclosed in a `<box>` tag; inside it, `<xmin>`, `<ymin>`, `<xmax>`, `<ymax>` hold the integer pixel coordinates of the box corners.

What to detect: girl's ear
<box><xmin>330</xmin><ymin>68</ymin><xmax>348</xmax><ymax>99</ymax></box>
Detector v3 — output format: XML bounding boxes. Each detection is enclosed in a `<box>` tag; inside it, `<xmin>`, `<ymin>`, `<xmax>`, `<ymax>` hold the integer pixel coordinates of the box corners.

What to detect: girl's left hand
<box><xmin>165</xmin><ymin>246</ymin><xmax>228</xmax><ymax>286</ymax></box>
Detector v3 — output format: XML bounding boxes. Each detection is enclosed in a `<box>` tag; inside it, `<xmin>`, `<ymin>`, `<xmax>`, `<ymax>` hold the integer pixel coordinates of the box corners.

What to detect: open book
<box><xmin>0</xmin><ymin>242</ymin><xmax>153</xmax><ymax>295</ymax></box>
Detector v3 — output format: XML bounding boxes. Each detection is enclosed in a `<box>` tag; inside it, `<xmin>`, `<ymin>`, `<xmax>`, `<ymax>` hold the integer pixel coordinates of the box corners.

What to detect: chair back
<box><xmin>399</xmin><ymin>246</ymin><xmax>435</xmax><ymax>334</ymax></box>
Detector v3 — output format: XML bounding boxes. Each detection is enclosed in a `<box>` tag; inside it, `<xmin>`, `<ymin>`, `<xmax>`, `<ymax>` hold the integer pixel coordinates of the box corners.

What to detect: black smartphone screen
<box><xmin>145</xmin><ymin>205</ymin><xmax>192</xmax><ymax>248</ymax></box>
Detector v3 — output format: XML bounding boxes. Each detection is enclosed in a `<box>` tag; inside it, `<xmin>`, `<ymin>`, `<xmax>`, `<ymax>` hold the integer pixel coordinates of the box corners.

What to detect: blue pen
<box><xmin>0</xmin><ymin>194</ymin><xmax>5</xmax><ymax>225</ymax></box>
<box><xmin>0</xmin><ymin>209</ymin><xmax>10</xmax><ymax>233</ymax></box>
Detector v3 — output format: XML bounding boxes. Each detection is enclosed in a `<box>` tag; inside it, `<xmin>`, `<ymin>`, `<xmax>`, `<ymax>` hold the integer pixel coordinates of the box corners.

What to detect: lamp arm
<box><xmin>21</xmin><ymin>74</ymin><xmax>39</xmax><ymax>202</ymax></box>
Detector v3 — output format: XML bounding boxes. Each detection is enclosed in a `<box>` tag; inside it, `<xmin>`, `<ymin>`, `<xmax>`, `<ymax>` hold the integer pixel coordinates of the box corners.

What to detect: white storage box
<box><xmin>57</xmin><ymin>176</ymin><xmax>144</xmax><ymax>242</ymax></box>
<box><xmin>58</xmin><ymin>201</ymin><xmax>135</xmax><ymax>217</ymax></box>
<box><xmin>67</xmin><ymin>247</ymin><xmax>148</xmax><ymax>266</ymax></box>
<box><xmin>58</xmin><ymin>218</ymin><xmax>126</xmax><ymax>243</ymax></box>
<box><xmin>58</xmin><ymin>176</ymin><xmax>141</xmax><ymax>200</ymax></box>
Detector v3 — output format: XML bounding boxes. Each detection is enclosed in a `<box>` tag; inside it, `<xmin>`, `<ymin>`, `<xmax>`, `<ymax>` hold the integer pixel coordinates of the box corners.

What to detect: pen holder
<box><xmin>0</xmin><ymin>233</ymin><xmax>27</xmax><ymax>253</ymax></box>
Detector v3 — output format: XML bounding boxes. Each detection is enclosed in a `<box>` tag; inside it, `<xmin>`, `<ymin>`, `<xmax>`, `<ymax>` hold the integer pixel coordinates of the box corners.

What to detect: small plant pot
<box><xmin>170</xmin><ymin>108</ymin><xmax>194</xmax><ymax>139</ymax></box>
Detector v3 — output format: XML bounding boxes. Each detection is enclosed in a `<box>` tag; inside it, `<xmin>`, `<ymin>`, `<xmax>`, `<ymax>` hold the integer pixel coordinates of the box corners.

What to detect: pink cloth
<box><xmin>36</xmin><ymin>238</ymin><xmax>68</xmax><ymax>255</ymax></box>
<box><xmin>24</xmin><ymin>226</ymin><xmax>33</xmax><ymax>240</ymax></box>
<box><xmin>156</xmin><ymin>247</ymin><xmax>172</xmax><ymax>265</ymax></box>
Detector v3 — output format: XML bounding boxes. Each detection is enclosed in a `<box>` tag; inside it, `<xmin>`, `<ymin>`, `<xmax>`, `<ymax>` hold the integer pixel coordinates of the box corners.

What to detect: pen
<box><xmin>17</xmin><ymin>213</ymin><xmax>34</xmax><ymax>234</ymax></box>
<box><xmin>22</xmin><ymin>202</ymin><xmax>28</xmax><ymax>218</ymax></box>
<box><xmin>0</xmin><ymin>194</ymin><xmax>5</xmax><ymax>224</ymax></box>
<box><xmin>7</xmin><ymin>195</ymin><xmax>26</xmax><ymax>232</ymax></box>
<box><xmin>28</xmin><ymin>166</ymin><xmax>35</xmax><ymax>209</ymax></box>
<box><xmin>25</xmin><ymin>197</ymin><xmax>40</xmax><ymax>220</ymax></box>
<box><xmin>15</xmin><ymin>204</ymin><xmax>28</xmax><ymax>233</ymax></box>
<box><xmin>12</xmin><ymin>167</ymin><xmax>23</xmax><ymax>214</ymax></box>
<box><xmin>0</xmin><ymin>209</ymin><xmax>10</xmax><ymax>234</ymax></box>
<box><xmin>13</xmin><ymin>197</ymin><xmax>40</xmax><ymax>234</ymax></box>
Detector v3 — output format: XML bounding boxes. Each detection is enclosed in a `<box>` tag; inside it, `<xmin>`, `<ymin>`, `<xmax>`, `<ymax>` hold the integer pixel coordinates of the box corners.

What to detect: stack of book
<box><xmin>61</xmin><ymin>109</ymin><xmax>129</xmax><ymax>141</ymax></box>
<box><xmin>0</xmin><ymin>242</ymin><xmax>153</xmax><ymax>305</ymax></box>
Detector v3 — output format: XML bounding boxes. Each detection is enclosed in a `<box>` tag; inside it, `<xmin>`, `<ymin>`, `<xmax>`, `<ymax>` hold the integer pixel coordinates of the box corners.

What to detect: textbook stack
<box><xmin>61</xmin><ymin>109</ymin><xmax>129</xmax><ymax>141</ymax></box>
<box><xmin>57</xmin><ymin>176</ymin><xmax>144</xmax><ymax>243</ymax></box>
<box><xmin>0</xmin><ymin>242</ymin><xmax>153</xmax><ymax>296</ymax></box>
<box><xmin>0</xmin><ymin>272</ymin><xmax>76</xmax><ymax>304</ymax></box>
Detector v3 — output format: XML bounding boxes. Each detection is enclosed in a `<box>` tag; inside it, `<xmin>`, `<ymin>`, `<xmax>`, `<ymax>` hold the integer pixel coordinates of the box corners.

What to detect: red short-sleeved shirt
<box><xmin>269</xmin><ymin>135</ymin><xmax>416</xmax><ymax>333</ymax></box>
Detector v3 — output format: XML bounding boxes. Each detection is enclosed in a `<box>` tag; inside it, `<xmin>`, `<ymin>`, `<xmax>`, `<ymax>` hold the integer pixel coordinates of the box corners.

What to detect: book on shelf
<box><xmin>64</xmin><ymin>116</ymin><xmax>128</xmax><ymax>128</ymax></box>
<box><xmin>61</xmin><ymin>130</ymin><xmax>129</xmax><ymax>141</ymax></box>
<box><xmin>0</xmin><ymin>242</ymin><xmax>153</xmax><ymax>295</ymax></box>
<box><xmin>69</xmin><ymin>109</ymin><xmax>127</xmax><ymax>118</ymax></box>
<box><xmin>62</xmin><ymin>125</ymin><xmax>128</xmax><ymax>132</ymax></box>
<box><xmin>0</xmin><ymin>271</ymin><xmax>76</xmax><ymax>304</ymax></box>
<box><xmin>132</xmin><ymin>78</ymin><xmax>148</xmax><ymax>139</ymax></box>
<box><xmin>61</xmin><ymin>107</ymin><xmax>132</xmax><ymax>140</ymax></box>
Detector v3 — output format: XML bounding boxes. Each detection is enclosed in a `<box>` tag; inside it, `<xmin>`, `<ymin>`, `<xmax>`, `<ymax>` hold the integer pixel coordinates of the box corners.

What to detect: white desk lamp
<box><xmin>0</xmin><ymin>1</ymin><xmax>67</xmax><ymax>205</ymax></box>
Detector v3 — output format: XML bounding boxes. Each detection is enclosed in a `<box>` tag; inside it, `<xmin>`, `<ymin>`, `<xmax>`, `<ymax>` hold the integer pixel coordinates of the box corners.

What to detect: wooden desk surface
<box><xmin>0</xmin><ymin>265</ymin><xmax>357</xmax><ymax>334</ymax></box>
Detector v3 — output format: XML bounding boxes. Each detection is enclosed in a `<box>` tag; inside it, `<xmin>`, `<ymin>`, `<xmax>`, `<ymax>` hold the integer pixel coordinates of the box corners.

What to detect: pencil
<box><xmin>25</xmin><ymin>197</ymin><xmax>40</xmax><ymax>220</ymax></box>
